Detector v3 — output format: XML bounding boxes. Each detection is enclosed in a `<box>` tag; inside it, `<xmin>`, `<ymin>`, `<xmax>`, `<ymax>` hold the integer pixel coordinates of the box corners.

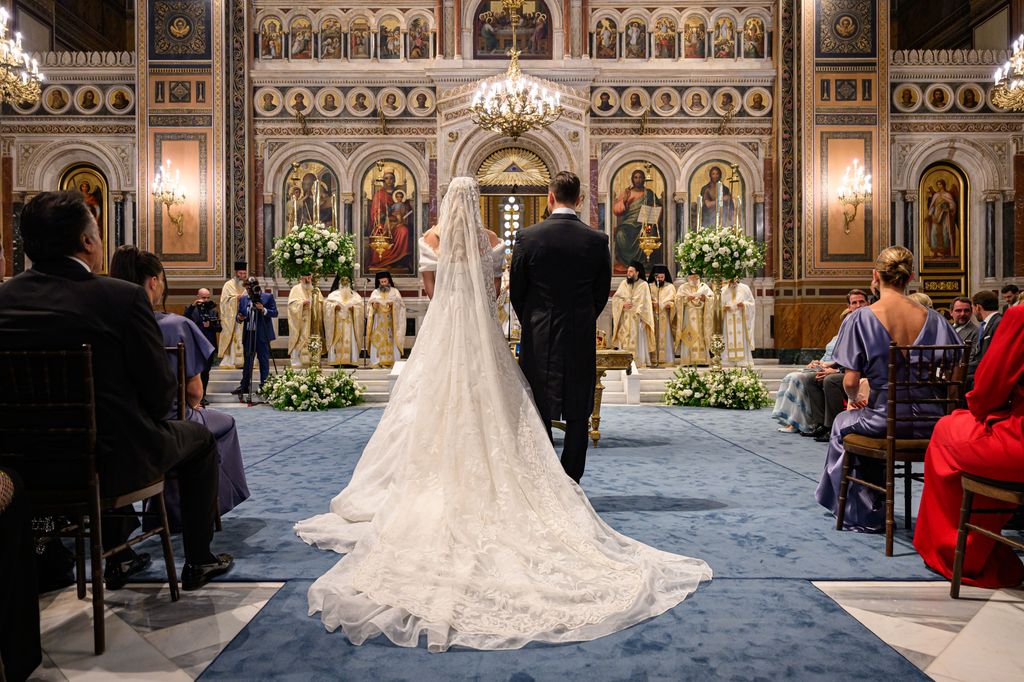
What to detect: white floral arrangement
<box><xmin>675</xmin><ymin>227</ymin><xmax>765</xmax><ymax>281</ymax></box>
<box><xmin>261</xmin><ymin>367</ymin><xmax>365</xmax><ymax>411</ymax></box>
<box><xmin>664</xmin><ymin>367</ymin><xmax>771</xmax><ymax>410</ymax></box>
<box><xmin>270</xmin><ymin>223</ymin><xmax>356</xmax><ymax>281</ymax></box>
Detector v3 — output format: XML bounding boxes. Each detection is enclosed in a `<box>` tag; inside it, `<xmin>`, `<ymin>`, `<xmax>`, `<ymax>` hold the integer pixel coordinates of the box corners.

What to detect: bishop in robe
<box><xmin>218</xmin><ymin>261</ymin><xmax>247</xmax><ymax>368</ymax></box>
<box><xmin>324</xmin><ymin>275</ymin><xmax>364</xmax><ymax>367</ymax></box>
<box><xmin>720</xmin><ymin>278</ymin><xmax>756</xmax><ymax>367</ymax></box>
<box><xmin>366</xmin><ymin>271</ymin><xmax>406</xmax><ymax>368</ymax></box>
<box><xmin>675</xmin><ymin>272</ymin><xmax>712</xmax><ymax>365</ymax></box>
<box><xmin>287</xmin><ymin>275</ymin><xmax>323</xmax><ymax>368</ymax></box>
<box><xmin>648</xmin><ymin>265</ymin><xmax>676</xmax><ymax>366</ymax></box>
<box><xmin>610</xmin><ymin>261</ymin><xmax>656</xmax><ymax>368</ymax></box>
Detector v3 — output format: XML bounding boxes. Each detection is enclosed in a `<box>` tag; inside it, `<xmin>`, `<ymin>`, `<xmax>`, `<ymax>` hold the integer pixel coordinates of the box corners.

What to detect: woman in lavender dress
<box><xmin>815</xmin><ymin>247</ymin><xmax>960</xmax><ymax>531</ymax></box>
<box><xmin>110</xmin><ymin>247</ymin><xmax>250</xmax><ymax>529</ymax></box>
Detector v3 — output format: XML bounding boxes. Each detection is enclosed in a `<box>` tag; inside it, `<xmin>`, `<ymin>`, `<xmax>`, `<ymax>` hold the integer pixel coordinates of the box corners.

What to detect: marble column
<box><xmin>985</xmin><ymin>191</ymin><xmax>999</xmax><ymax>279</ymax></box>
<box><xmin>443</xmin><ymin>0</ymin><xmax>456</xmax><ymax>58</ymax></box>
<box><xmin>114</xmin><ymin>192</ymin><xmax>126</xmax><ymax>247</ymax></box>
<box><xmin>253</xmin><ymin>152</ymin><xmax>265</xmax><ymax>276</ymax></box>
<box><xmin>428</xmin><ymin>156</ymin><xmax>438</xmax><ymax>226</ymax></box>
<box><xmin>673</xmin><ymin>191</ymin><xmax>687</xmax><ymax>241</ymax></box>
<box><xmin>570</xmin><ymin>0</ymin><xmax>583</xmax><ymax>58</ymax></box>
<box><xmin>890</xmin><ymin>190</ymin><xmax>902</xmax><ymax>248</ymax></box>
<box><xmin>262</xmin><ymin>192</ymin><xmax>274</xmax><ymax>276</ymax></box>
<box><xmin>338</xmin><ymin>193</ymin><xmax>354</xmax><ymax>235</ymax></box>
<box><xmin>902</xmin><ymin>191</ymin><xmax>917</xmax><ymax>254</ymax></box>
<box><xmin>11</xmin><ymin>193</ymin><xmax>25</xmax><ymax>275</ymax></box>
<box><xmin>762</xmin><ymin>155</ymin><xmax>774</xmax><ymax>278</ymax></box>
<box><xmin>754</xmin><ymin>192</ymin><xmax>766</xmax><ymax>278</ymax></box>
<box><xmin>127</xmin><ymin>192</ymin><xmax>137</xmax><ymax>245</ymax></box>
<box><xmin>1</xmin><ymin>142</ymin><xmax>12</xmax><ymax>279</ymax></box>
<box><xmin>1014</xmin><ymin>143</ymin><xmax>1024</xmax><ymax>276</ymax></box>
<box><xmin>1004</xmin><ymin>190</ymin><xmax>1016</xmax><ymax>279</ymax></box>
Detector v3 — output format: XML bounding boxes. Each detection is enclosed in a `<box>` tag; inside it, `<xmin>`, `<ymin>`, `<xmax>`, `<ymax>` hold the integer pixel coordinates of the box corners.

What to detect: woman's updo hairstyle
<box><xmin>109</xmin><ymin>245</ymin><xmax>167</xmax><ymax>308</ymax></box>
<box><xmin>875</xmin><ymin>246</ymin><xmax>914</xmax><ymax>290</ymax></box>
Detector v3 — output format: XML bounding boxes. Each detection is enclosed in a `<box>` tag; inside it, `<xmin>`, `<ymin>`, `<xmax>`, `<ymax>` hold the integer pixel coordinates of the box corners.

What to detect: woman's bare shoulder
<box><xmin>423</xmin><ymin>227</ymin><xmax>440</xmax><ymax>250</ymax></box>
<box><xmin>484</xmin><ymin>229</ymin><xmax>501</xmax><ymax>247</ymax></box>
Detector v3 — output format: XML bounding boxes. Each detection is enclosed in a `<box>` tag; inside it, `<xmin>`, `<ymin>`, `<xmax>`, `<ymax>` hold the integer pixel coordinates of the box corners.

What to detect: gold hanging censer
<box><xmin>636</xmin><ymin>163</ymin><xmax>662</xmax><ymax>260</ymax></box>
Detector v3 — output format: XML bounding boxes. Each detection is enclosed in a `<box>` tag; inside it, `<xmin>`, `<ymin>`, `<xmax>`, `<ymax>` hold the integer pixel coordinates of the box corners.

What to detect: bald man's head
<box><xmin>196</xmin><ymin>288</ymin><xmax>212</xmax><ymax>302</ymax></box>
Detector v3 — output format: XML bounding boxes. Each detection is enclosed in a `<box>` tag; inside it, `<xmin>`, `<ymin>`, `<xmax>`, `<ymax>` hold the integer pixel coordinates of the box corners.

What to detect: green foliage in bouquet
<box><xmin>270</xmin><ymin>223</ymin><xmax>355</xmax><ymax>281</ymax></box>
<box><xmin>664</xmin><ymin>366</ymin><xmax>771</xmax><ymax>410</ymax></box>
<box><xmin>262</xmin><ymin>367</ymin><xmax>365</xmax><ymax>411</ymax></box>
<box><xmin>675</xmin><ymin>227</ymin><xmax>765</xmax><ymax>281</ymax></box>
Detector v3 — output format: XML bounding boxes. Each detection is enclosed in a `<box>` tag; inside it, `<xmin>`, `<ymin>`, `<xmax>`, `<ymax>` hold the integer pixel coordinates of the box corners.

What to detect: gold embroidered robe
<box><xmin>324</xmin><ymin>286</ymin><xmax>364</xmax><ymax>367</ymax></box>
<box><xmin>610</xmin><ymin>280</ymin><xmax>656</xmax><ymax>367</ymax></box>
<box><xmin>217</xmin><ymin>278</ymin><xmax>245</xmax><ymax>368</ymax></box>
<box><xmin>366</xmin><ymin>288</ymin><xmax>406</xmax><ymax>368</ymax></box>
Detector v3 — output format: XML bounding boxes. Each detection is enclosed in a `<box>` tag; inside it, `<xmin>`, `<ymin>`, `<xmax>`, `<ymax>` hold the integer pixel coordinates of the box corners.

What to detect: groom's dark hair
<box><xmin>549</xmin><ymin>171</ymin><xmax>581</xmax><ymax>205</ymax></box>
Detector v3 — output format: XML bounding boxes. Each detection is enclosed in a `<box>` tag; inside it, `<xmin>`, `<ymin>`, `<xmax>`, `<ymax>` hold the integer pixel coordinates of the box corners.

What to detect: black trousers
<box><xmin>823</xmin><ymin>372</ymin><xmax>846</xmax><ymax>429</ymax></box>
<box><xmin>0</xmin><ymin>469</ymin><xmax>42</xmax><ymax>682</ymax></box>
<box><xmin>545</xmin><ymin>418</ymin><xmax>591</xmax><ymax>483</ymax></box>
<box><xmin>241</xmin><ymin>337</ymin><xmax>270</xmax><ymax>391</ymax></box>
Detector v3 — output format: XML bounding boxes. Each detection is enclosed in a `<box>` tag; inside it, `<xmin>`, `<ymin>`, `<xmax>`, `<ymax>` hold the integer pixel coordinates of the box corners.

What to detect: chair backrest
<box><xmin>0</xmin><ymin>346</ymin><xmax>98</xmax><ymax>491</ymax></box>
<box><xmin>885</xmin><ymin>341</ymin><xmax>972</xmax><ymax>441</ymax></box>
<box><xmin>164</xmin><ymin>342</ymin><xmax>187</xmax><ymax>420</ymax></box>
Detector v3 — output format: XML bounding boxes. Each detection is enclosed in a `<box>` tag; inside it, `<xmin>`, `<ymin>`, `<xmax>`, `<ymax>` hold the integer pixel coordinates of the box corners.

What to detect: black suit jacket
<box><xmin>510</xmin><ymin>213</ymin><xmax>612</xmax><ymax>421</ymax></box>
<box><xmin>966</xmin><ymin>312</ymin><xmax>1002</xmax><ymax>390</ymax></box>
<box><xmin>0</xmin><ymin>259</ymin><xmax>186</xmax><ymax>495</ymax></box>
<box><xmin>238</xmin><ymin>292</ymin><xmax>279</xmax><ymax>344</ymax></box>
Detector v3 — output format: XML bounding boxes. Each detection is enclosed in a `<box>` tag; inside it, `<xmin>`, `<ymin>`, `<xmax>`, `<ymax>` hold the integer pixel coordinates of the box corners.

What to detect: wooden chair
<box><xmin>837</xmin><ymin>341</ymin><xmax>971</xmax><ymax>556</ymax></box>
<box><xmin>0</xmin><ymin>346</ymin><xmax>180</xmax><ymax>655</ymax></box>
<box><xmin>950</xmin><ymin>474</ymin><xmax>1024</xmax><ymax>598</ymax></box>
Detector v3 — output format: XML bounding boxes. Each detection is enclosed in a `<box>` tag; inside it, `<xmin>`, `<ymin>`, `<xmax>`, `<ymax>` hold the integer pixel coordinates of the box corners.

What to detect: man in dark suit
<box><xmin>950</xmin><ymin>296</ymin><xmax>979</xmax><ymax>346</ymax></box>
<box><xmin>183</xmin><ymin>287</ymin><xmax>221</xmax><ymax>404</ymax></box>
<box><xmin>511</xmin><ymin>171</ymin><xmax>612</xmax><ymax>483</ymax></box>
<box><xmin>0</xmin><ymin>191</ymin><xmax>232</xmax><ymax>590</ymax></box>
<box><xmin>236</xmin><ymin>278</ymin><xmax>278</xmax><ymax>400</ymax></box>
<box><xmin>967</xmin><ymin>289</ymin><xmax>1002</xmax><ymax>390</ymax></box>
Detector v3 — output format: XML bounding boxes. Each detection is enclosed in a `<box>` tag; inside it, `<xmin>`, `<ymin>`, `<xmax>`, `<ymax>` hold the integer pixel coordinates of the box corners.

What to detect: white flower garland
<box><xmin>262</xmin><ymin>367</ymin><xmax>365</xmax><ymax>411</ymax></box>
<box><xmin>664</xmin><ymin>367</ymin><xmax>771</xmax><ymax>410</ymax></box>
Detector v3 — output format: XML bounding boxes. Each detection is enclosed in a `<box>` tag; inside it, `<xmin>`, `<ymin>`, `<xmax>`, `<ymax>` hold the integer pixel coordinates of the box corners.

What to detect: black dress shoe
<box><xmin>229</xmin><ymin>386</ymin><xmax>244</xmax><ymax>395</ymax></box>
<box><xmin>801</xmin><ymin>425</ymin><xmax>827</xmax><ymax>438</ymax></box>
<box><xmin>814</xmin><ymin>430</ymin><xmax>832</xmax><ymax>443</ymax></box>
<box><xmin>105</xmin><ymin>553</ymin><xmax>152</xmax><ymax>590</ymax></box>
<box><xmin>181</xmin><ymin>553</ymin><xmax>234</xmax><ymax>591</ymax></box>
<box><xmin>200</xmin><ymin>398</ymin><xmax>210</xmax><ymax>407</ymax></box>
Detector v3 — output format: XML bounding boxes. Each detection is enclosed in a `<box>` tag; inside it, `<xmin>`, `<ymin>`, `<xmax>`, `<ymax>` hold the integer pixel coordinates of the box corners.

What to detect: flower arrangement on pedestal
<box><xmin>261</xmin><ymin>367</ymin><xmax>365</xmax><ymax>411</ymax></box>
<box><xmin>270</xmin><ymin>223</ymin><xmax>355</xmax><ymax>282</ymax></box>
<box><xmin>664</xmin><ymin>367</ymin><xmax>771</xmax><ymax>410</ymax></box>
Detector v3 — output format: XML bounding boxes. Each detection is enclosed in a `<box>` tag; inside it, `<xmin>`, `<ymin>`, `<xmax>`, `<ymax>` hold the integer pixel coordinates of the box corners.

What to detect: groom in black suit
<box><xmin>511</xmin><ymin>171</ymin><xmax>612</xmax><ymax>483</ymax></box>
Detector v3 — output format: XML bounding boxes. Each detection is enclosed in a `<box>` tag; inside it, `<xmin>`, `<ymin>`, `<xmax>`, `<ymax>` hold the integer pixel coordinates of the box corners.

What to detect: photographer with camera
<box><xmin>233</xmin><ymin>277</ymin><xmax>278</xmax><ymax>401</ymax></box>
<box><xmin>184</xmin><ymin>288</ymin><xmax>222</xmax><ymax>404</ymax></box>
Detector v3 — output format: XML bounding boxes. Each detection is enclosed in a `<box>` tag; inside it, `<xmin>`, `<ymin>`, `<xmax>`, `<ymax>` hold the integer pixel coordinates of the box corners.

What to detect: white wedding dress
<box><xmin>294</xmin><ymin>177</ymin><xmax>712</xmax><ymax>652</ymax></box>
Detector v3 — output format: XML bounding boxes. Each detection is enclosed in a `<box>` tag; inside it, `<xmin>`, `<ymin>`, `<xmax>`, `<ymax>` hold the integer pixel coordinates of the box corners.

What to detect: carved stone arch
<box><xmin>316</xmin><ymin>10</ymin><xmax>345</xmax><ymax>32</ymax></box>
<box><xmin>681</xmin><ymin>8</ymin><xmax>712</xmax><ymax>25</ymax></box>
<box><xmin>677</xmin><ymin>141</ymin><xmax>764</xmax><ymax>238</ymax></box>
<box><xmin>464</xmin><ymin>0</ymin><xmax>564</xmax><ymax>58</ymax></box>
<box><xmin>346</xmin><ymin>11</ymin><xmax>374</xmax><ymax>32</ymax></box>
<box><xmin>448</xmin><ymin>126</ymin><xmax>570</xmax><ymax>190</ymax></box>
<box><xmin>376</xmin><ymin>11</ymin><xmax>406</xmax><ymax>31</ymax></box>
<box><xmin>286</xmin><ymin>12</ymin><xmax>314</xmax><ymax>31</ymax></box>
<box><xmin>650</xmin><ymin>9</ymin><xmax>680</xmax><ymax>26</ymax></box>
<box><xmin>264</xmin><ymin>141</ymin><xmax>348</xmax><ymax>197</ymax></box>
<box><xmin>254</xmin><ymin>9</ymin><xmax>283</xmax><ymax>24</ymax></box>
<box><xmin>405</xmin><ymin>9</ymin><xmax>435</xmax><ymax>31</ymax></box>
<box><xmin>590</xmin><ymin>9</ymin><xmax>622</xmax><ymax>30</ymax></box>
<box><xmin>738</xmin><ymin>8</ymin><xmax>772</xmax><ymax>28</ymax></box>
<box><xmin>347</xmin><ymin>145</ymin><xmax>429</xmax><ymax>252</ymax></box>
<box><xmin>897</xmin><ymin>139</ymin><xmax>1001</xmax><ymax>193</ymax></box>
<box><xmin>30</xmin><ymin>141</ymin><xmax>127</xmax><ymax>192</ymax></box>
<box><xmin>597</xmin><ymin>144</ymin><xmax>681</xmax><ymax>200</ymax></box>
<box><xmin>620</xmin><ymin>8</ymin><xmax>652</xmax><ymax>25</ymax></box>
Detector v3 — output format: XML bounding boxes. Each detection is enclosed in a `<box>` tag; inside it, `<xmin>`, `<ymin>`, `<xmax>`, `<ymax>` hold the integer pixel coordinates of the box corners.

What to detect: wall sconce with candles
<box><xmin>151</xmin><ymin>159</ymin><xmax>186</xmax><ymax>237</ymax></box>
<box><xmin>836</xmin><ymin>158</ymin><xmax>871</xmax><ymax>235</ymax></box>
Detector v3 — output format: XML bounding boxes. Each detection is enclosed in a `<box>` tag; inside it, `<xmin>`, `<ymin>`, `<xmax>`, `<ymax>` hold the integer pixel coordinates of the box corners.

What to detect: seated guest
<box><xmin>966</xmin><ymin>290</ymin><xmax>1001</xmax><ymax>391</ymax></box>
<box><xmin>949</xmin><ymin>296</ymin><xmax>978</xmax><ymax>345</ymax></box>
<box><xmin>0</xmin><ymin>191</ymin><xmax>232</xmax><ymax>590</ymax></box>
<box><xmin>909</xmin><ymin>292</ymin><xmax>933</xmax><ymax>308</ymax></box>
<box><xmin>1001</xmin><ymin>283</ymin><xmax>1019</xmax><ymax>311</ymax></box>
<box><xmin>109</xmin><ymin>246</ymin><xmax>250</xmax><ymax>530</ymax></box>
<box><xmin>183</xmin><ymin>288</ymin><xmax>221</xmax><ymax>403</ymax></box>
<box><xmin>0</xmin><ymin>469</ymin><xmax>41</xmax><ymax>682</ymax></box>
<box><xmin>815</xmin><ymin>246</ymin><xmax>960</xmax><ymax>531</ymax></box>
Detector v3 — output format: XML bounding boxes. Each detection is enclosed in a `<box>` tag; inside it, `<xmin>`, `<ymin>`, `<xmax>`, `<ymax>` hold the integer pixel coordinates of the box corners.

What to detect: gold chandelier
<box><xmin>469</xmin><ymin>0</ymin><xmax>562</xmax><ymax>139</ymax></box>
<box><xmin>993</xmin><ymin>34</ymin><xmax>1024</xmax><ymax>111</ymax></box>
<box><xmin>0</xmin><ymin>8</ymin><xmax>44</xmax><ymax>106</ymax></box>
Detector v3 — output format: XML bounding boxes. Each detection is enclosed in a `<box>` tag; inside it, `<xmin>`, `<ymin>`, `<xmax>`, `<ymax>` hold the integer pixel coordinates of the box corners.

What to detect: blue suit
<box><xmin>237</xmin><ymin>292</ymin><xmax>278</xmax><ymax>391</ymax></box>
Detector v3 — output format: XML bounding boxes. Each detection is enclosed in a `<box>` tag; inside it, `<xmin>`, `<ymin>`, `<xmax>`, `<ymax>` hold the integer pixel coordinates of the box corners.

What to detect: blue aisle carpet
<box><xmin>129</xmin><ymin>406</ymin><xmax>937</xmax><ymax>679</ymax></box>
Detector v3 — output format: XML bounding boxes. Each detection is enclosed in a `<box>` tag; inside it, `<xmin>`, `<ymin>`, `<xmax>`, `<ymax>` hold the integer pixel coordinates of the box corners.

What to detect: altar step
<box><xmin>601</xmin><ymin>359</ymin><xmax>802</xmax><ymax>405</ymax></box>
<box><xmin>205</xmin><ymin>366</ymin><xmax>394</xmax><ymax>404</ymax></box>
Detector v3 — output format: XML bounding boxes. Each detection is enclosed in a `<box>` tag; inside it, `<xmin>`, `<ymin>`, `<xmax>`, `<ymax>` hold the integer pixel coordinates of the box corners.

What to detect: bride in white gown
<box><xmin>294</xmin><ymin>177</ymin><xmax>711</xmax><ymax>652</ymax></box>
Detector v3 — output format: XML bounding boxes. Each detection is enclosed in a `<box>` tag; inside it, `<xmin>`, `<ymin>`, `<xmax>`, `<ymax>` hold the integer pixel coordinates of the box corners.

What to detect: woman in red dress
<box><xmin>913</xmin><ymin>305</ymin><xmax>1024</xmax><ymax>588</ymax></box>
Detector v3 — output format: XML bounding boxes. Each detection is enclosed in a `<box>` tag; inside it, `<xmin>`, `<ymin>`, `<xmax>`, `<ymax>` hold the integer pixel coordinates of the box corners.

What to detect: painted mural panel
<box><xmin>259</xmin><ymin>17</ymin><xmax>284</xmax><ymax>59</ymax></box>
<box><xmin>59</xmin><ymin>164</ymin><xmax>109</xmax><ymax>272</ymax></box>
<box><xmin>683</xmin><ymin>17</ymin><xmax>706</xmax><ymax>58</ymax></box>
<box><xmin>475</xmin><ymin>0</ymin><xmax>552</xmax><ymax>59</ymax></box>
<box><xmin>285</xmin><ymin>161</ymin><xmax>339</xmax><ymax>230</ymax></box>
<box><xmin>611</xmin><ymin>162</ymin><xmax>666</xmax><ymax>274</ymax></box>
<box><xmin>149</xmin><ymin>0</ymin><xmax>212</xmax><ymax>61</ymax></box>
<box><xmin>919</xmin><ymin>163</ymin><xmax>968</xmax><ymax>272</ymax></box>
<box><xmin>653</xmin><ymin>18</ymin><xmax>676</xmax><ymax>59</ymax></box>
<box><xmin>689</xmin><ymin>161</ymin><xmax>744</xmax><ymax>230</ymax></box>
<box><xmin>363</xmin><ymin>162</ymin><xmax>416</xmax><ymax>275</ymax></box>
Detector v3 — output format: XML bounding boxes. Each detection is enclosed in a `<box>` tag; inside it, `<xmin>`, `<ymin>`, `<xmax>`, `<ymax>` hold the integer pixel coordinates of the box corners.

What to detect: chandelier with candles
<box><xmin>469</xmin><ymin>0</ymin><xmax>562</xmax><ymax>139</ymax></box>
<box><xmin>0</xmin><ymin>8</ymin><xmax>45</xmax><ymax>106</ymax></box>
<box><xmin>993</xmin><ymin>34</ymin><xmax>1024</xmax><ymax>111</ymax></box>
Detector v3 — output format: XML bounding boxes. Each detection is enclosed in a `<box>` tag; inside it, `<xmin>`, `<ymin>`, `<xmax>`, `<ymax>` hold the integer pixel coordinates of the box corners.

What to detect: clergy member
<box><xmin>720</xmin><ymin>278</ymin><xmax>756</xmax><ymax>367</ymax></box>
<box><xmin>611</xmin><ymin>262</ymin><xmax>656</xmax><ymax>368</ymax></box>
<box><xmin>648</xmin><ymin>265</ymin><xmax>676</xmax><ymax>365</ymax></box>
<box><xmin>366</xmin><ymin>271</ymin><xmax>406</xmax><ymax>368</ymax></box>
<box><xmin>287</xmin><ymin>275</ymin><xmax>322</xmax><ymax>367</ymax></box>
<box><xmin>324</xmin><ymin>276</ymin><xmax>364</xmax><ymax>367</ymax></box>
<box><xmin>218</xmin><ymin>261</ymin><xmax>247</xmax><ymax>368</ymax></box>
<box><xmin>675</xmin><ymin>272</ymin><xmax>712</xmax><ymax>365</ymax></box>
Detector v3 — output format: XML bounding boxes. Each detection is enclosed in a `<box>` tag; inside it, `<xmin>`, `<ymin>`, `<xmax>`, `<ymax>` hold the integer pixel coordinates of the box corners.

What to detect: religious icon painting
<box><xmin>407</xmin><ymin>87</ymin><xmax>436</xmax><ymax>116</ymax></box>
<box><xmin>319</xmin><ymin>18</ymin><xmax>343</xmax><ymax>59</ymax></box>
<box><xmin>591</xmin><ymin>87</ymin><xmax>619</xmax><ymax>116</ymax></box>
<box><xmin>350</xmin><ymin>18</ymin><xmax>372</xmax><ymax>59</ymax></box>
<box><xmin>712</xmin><ymin>87</ymin><xmax>742</xmax><ymax>116</ymax></box>
<box><xmin>690</xmin><ymin>160</ymin><xmax>744</xmax><ymax>231</ymax></box>
<box><xmin>284</xmin><ymin>87</ymin><xmax>315</xmax><ymax>117</ymax></box>
<box><xmin>652</xmin><ymin>87</ymin><xmax>681</xmax><ymax>117</ymax></box>
<box><xmin>254</xmin><ymin>87</ymin><xmax>283</xmax><ymax>116</ymax></box>
<box><xmin>347</xmin><ymin>87</ymin><xmax>375</xmax><ymax>117</ymax></box>
<box><xmin>652</xmin><ymin>17</ymin><xmax>677</xmax><ymax>59</ymax></box>
<box><xmin>379</xmin><ymin>17</ymin><xmax>402</xmax><ymax>60</ymax></box>
<box><xmin>59</xmin><ymin>164</ymin><xmax>108</xmax><ymax>272</ymax></box>
<box><xmin>712</xmin><ymin>16</ymin><xmax>736</xmax><ymax>58</ymax></box>
<box><xmin>594</xmin><ymin>18</ymin><xmax>618</xmax><ymax>59</ymax></box>
<box><xmin>74</xmin><ymin>86</ymin><xmax>103</xmax><ymax>114</ymax></box>
<box><xmin>682</xmin><ymin>16</ymin><xmax>706</xmax><ymax>59</ymax></box>
<box><xmin>42</xmin><ymin>86</ymin><xmax>72</xmax><ymax>114</ymax></box>
<box><xmin>623</xmin><ymin>19</ymin><xmax>647</xmax><ymax>59</ymax></box>
<box><xmin>892</xmin><ymin>83</ymin><xmax>921</xmax><ymax>112</ymax></box>
<box><xmin>105</xmin><ymin>86</ymin><xmax>134</xmax><ymax>113</ymax></box>
<box><xmin>408</xmin><ymin>17</ymin><xmax>431</xmax><ymax>59</ymax></box>
<box><xmin>12</xmin><ymin>95</ymin><xmax>39</xmax><ymax>114</ymax></box>
<box><xmin>682</xmin><ymin>87</ymin><xmax>712</xmax><ymax>116</ymax></box>
<box><xmin>259</xmin><ymin>17</ymin><xmax>284</xmax><ymax>59</ymax></box>
<box><xmin>377</xmin><ymin>88</ymin><xmax>406</xmax><ymax>116</ymax></box>
<box><xmin>362</xmin><ymin>161</ymin><xmax>417</xmax><ymax>275</ymax></box>
<box><xmin>924</xmin><ymin>84</ymin><xmax>954</xmax><ymax>113</ymax></box>
<box><xmin>316</xmin><ymin>87</ymin><xmax>344</xmax><ymax>117</ymax></box>
<box><xmin>610</xmin><ymin>161</ymin><xmax>667</xmax><ymax>274</ymax></box>
<box><xmin>919</xmin><ymin>162</ymin><xmax>968</xmax><ymax>272</ymax></box>
<box><xmin>956</xmin><ymin>84</ymin><xmax>983</xmax><ymax>112</ymax></box>
<box><xmin>743</xmin><ymin>87</ymin><xmax>771</xmax><ymax>116</ymax></box>
<box><xmin>285</xmin><ymin>160</ymin><xmax>339</xmax><ymax>230</ymax></box>
<box><xmin>290</xmin><ymin>17</ymin><xmax>314</xmax><ymax>59</ymax></box>
<box><xmin>742</xmin><ymin>17</ymin><xmax>765</xmax><ymax>59</ymax></box>
<box><xmin>621</xmin><ymin>87</ymin><xmax>650</xmax><ymax>117</ymax></box>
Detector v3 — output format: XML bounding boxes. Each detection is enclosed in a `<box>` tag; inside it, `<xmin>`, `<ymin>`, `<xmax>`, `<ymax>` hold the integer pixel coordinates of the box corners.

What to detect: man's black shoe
<box><xmin>229</xmin><ymin>386</ymin><xmax>243</xmax><ymax>395</ymax></box>
<box><xmin>802</xmin><ymin>425</ymin><xmax>828</xmax><ymax>439</ymax></box>
<box><xmin>105</xmin><ymin>553</ymin><xmax>152</xmax><ymax>590</ymax></box>
<box><xmin>181</xmin><ymin>553</ymin><xmax>234</xmax><ymax>591</ymax></box>
<box><xmin>814</xmin><ymin>430</ymin><xmax>832</xmax><ymax>443</ymax></box>
<box><xmin>200</xmin><ymin>398</ymin><xmax>210</xmax><ymax>407</ymax></box>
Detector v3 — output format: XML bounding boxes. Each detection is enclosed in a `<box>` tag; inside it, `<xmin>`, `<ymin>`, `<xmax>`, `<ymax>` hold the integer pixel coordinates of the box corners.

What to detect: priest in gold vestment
<box><xmin>366</xmin><ymin>271</ymin><xmax>406</xmax><ymax>368</ymax></box>
<box><xmin>287</xmin><ymin>275</ymin><xmax>323</xmax><ymax>368</ymax></box>
<box><xmin>674</xmin><ymin>273</ymin><xmax>712</xmax><ymax>365</ymax></box>
<box><xmin>610</xmin><ymin>262</ymin><xmax>655</xmax><ymax>367</ymax></box>
<box><xmin>217</xmin><ymin>261</ymin><xmax>247</xmax><ymax>368</ymax></box>
<box><xmin>324</xmin><ymin>276</ymin><xmax>364</xmax><ymax>367</ymax></box>
<box><xmin>720</xmin><ymin>279</ymin><xmax>756</xmax><ymax>367</ymax></box>
<box><xmin>648</xmin><ymin>265</ymin><xmax>676</xmax><ymax>365</ymax></box>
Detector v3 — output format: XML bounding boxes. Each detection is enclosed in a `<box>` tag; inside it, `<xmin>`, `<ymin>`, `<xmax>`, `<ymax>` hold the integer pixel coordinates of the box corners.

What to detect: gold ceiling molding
<box><xmin>476</xmin><ymin>148</ymin><xmax>551</xmax><ymax>187</ymax></box>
